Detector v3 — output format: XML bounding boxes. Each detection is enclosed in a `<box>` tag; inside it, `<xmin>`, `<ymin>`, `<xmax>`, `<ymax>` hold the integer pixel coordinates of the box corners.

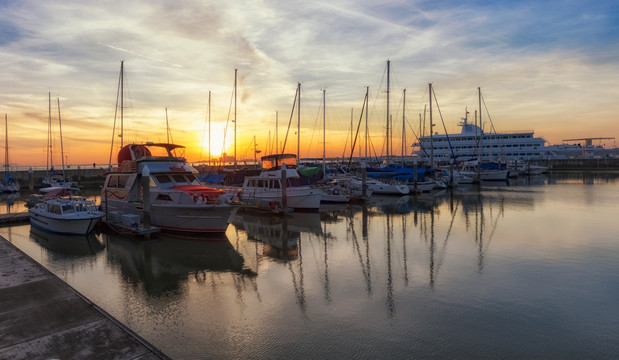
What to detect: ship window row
<box><xmin>428</xmin><ymin>144</ymin><xmax>538</xmax><ymax>150</ymax></box>
<box><xmin>432</xmin><ymin>152</ymin><xmax>540</xmax><ymax>158</ymax></box>
<box><xmin>425</xmin><ymin>134</ymin><xmax>533</xmax><ymax>142</ymax></box>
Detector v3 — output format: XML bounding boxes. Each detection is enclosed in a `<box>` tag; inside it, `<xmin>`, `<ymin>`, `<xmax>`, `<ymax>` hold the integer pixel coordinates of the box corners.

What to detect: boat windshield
<box><xmin>261</xmin><ymin>154</ymin><xmax>298</xmax><ymax>170</ymax></box>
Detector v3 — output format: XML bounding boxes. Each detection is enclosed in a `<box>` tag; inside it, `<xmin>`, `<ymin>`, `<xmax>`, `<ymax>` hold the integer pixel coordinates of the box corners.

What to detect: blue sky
<box><xmin>0</xmin><ymin>0</ymin><xmax>618</xmax><ymax>164</ymax></box>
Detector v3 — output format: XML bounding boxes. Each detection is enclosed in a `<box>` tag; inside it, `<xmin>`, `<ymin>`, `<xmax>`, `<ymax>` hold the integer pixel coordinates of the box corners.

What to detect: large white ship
<box><xmin>413</xmin><ymin>111</ymin><xmax>549</xmax><ymax>164</ymax></box>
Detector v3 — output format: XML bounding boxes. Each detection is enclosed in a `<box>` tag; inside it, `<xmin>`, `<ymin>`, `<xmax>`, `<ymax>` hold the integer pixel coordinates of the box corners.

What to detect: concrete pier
<box><xmin>0</xmin><ymin>237</ymin><xmax>169</xmax><ymax>360</ymax></box>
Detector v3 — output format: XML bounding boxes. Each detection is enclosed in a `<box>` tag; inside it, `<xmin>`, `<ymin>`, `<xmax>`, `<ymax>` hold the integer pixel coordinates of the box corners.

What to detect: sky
<box><xmin>1</xmin><ymin>0</ymin><xmax>618</xmax><ymax>167</ymax></box>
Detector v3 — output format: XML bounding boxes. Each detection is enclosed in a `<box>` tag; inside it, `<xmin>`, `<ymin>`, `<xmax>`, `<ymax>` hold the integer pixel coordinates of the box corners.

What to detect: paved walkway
<box><xmin>0</xmin><ymin>237</ymin><xmax>169</xmax><ymax>360</ymax></box>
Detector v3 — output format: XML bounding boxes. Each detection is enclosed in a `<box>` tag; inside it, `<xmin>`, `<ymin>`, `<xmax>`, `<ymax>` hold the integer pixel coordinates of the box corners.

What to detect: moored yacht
<box><xmin>241</xmin><ymin>154</ymin><xmax>322</xmax><ymax>212</ymax></box>
<box><xmin>101</xmin><ymin>143</ymin><xmax>233</xmax><ymax>234</ymax></box>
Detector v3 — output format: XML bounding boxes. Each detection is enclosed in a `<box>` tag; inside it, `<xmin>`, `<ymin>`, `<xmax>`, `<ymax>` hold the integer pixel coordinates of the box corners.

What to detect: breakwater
<box><xmin>6</xmin><ymin>158</ymin><xmax>619</xmax><ymax>191</ymax></box>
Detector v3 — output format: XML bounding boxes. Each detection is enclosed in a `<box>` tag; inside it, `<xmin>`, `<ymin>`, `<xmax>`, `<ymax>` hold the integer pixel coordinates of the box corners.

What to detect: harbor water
<box><xmin>2</xmin><ymin>172</ymin><xmax>618</xmax><ymax>359</ymax></box>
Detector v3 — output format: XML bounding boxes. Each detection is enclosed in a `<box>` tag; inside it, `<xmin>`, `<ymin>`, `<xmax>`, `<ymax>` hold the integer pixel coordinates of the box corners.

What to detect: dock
<box><xmin>0</xmin><ymin>236</ymin><xmax>170</xmax><ymax>360</ymax></box>
<box><xmin>0</xmin><ymin>212</ymin><xmax>30</xmax><ymax>227</ymax></box>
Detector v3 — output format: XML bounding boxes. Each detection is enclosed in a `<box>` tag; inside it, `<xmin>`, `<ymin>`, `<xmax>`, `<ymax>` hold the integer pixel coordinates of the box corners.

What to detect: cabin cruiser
<box><xmin>241</xmin><ymin>154</ymin><xmax>322</xmax><ymax>212</ymax></box>
<box><xmin>29</xmin><ymin>196</ymin><xmax>103</xmax><ymax>235</ymax></box>
<box><xmin>101</xmin><ymin>143</ymin><xmax>233</xmax><ymax>233</ymax></box>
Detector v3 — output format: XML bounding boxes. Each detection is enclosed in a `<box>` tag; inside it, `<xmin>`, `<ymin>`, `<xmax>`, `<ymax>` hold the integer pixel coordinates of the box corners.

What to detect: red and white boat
<box><xmin>101</xmin><ymin>143</ymin><xmax>233</xmax><ymax>233</ymax></box>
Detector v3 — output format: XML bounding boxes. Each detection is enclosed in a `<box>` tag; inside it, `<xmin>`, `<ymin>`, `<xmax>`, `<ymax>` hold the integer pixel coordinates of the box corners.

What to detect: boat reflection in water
<box><xmin>230</xmin><ymin>209</ymin><xmax>322</xmax><ymax>260</ymax></box>
<box><xmin>103</xmin><ymin>232</ymin><xmax>254</xmax><ymax>296</ymax></box>
<box><xmin>30</xmin><ymin>226</ymin><xmax>105</xmax><ymax>257</ymax></box>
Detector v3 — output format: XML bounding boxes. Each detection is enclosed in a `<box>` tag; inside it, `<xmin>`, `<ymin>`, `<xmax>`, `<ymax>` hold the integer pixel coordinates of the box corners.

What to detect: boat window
<box><xmin>288</xmin><ymin>178</ymin><xmax>303</xmax><ymax>187</ymax></box>
<box><xmin>271</xmin><ymin>180</ymin><xmax>280</xmax><ymax>189</ymax></box>
<box><xmin>172</xmin><ymin>174</ymin><xmax>189</xmax><ymax>184</ymax></box>
<box><xmin>156</xmin><ymin>194</ymin><xmax>173</xmax><ymax>201</ymax></box>
<box><xmin>149</xmin><ymin>176</ymin><xmax>157</xmax><ymax>188</ymax></box>
<box><xmin>155</xmin><ymin>175</ymin><xmax>172</xmax><ymax>184</ymax></box>
<box><xmin>48</xmin><ymin>204</ymin><xmax>61</xmax><ymax>214</ymax></box>
<box><xmin>62</xmin><ymin>204</ymin><xmax>75</xmax><ymax>213</ymax></box>
<box><xmin>117</xmin><ymin>175</ymin><xmax>129</xmax><ymax>188</ymax></box>
<box><xmin>108</xmin><ymin>175</ymin><xmax>118</xmax><ymax>188</ymax></box>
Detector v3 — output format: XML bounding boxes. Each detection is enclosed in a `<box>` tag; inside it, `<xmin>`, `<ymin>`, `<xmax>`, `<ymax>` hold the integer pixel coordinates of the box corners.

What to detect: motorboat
<box><xmin>28</xmin><ymin>196</ymin><xmax>103</xmax><ymax>235</ymax></box>
<box><xmin>240</xmin><ymin>154</ymin><xmax>322</xmax><ymax>212</ymax></box>
<box><xmin>101</xmin><ymin>143</ymin><xmax>234</xmax><ymax>233</ymax></box>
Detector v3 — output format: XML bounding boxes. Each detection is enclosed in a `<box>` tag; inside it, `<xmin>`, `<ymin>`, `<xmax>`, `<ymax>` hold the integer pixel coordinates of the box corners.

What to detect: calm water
<box><xmin>2</xmin><ymin>173</ymin><xmax>619</xmax><ymax>359</ymax></box>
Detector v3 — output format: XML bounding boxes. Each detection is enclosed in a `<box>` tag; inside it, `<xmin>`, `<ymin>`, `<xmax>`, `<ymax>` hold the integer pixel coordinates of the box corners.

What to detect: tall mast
<box><xmin>402</xmin><ymin>88</ymin><xmax>406</xmax><ymax>167</ymax></box>
<box><xmin>208</xmin><ymin>90</ymin><xmax>211</xmax><ymax>168</ymax></box>
<box><xmin>297</xmin><ymin>82</ymin><xmax>301</xmax><ymax>161</ymax></box>
<box><xmin>429</xmin><ymin>83</ymin><xmax>434</xmax><ymax>167</ymax></box>
<box><xmin>350</xmin><ymin>107</ymin><xmax>353</xmax><ymax>160</ymax></box>
<box><xmin>386</xmin><ymin>60</ymin><xmax>390</xmax><ymax>162</ymax></box>
<box><xmin>275</xmin><ymin>110</ymin><xmax>279</xmax><ymax>154</ymax></box>
<box><xmin>120</xmin><ymin>60</ymin><xmax>124</xmax><ymax>149</ymax></box>
<box><xmin>322</xmin><ymin>90</ymin><xmax>326</xmax><ymax>179</ymax></box>
<box><xmin>234</xmin><ymin>68</ymin><xmax>237</xmax><ymax>171</ymax></box>
<box><xmin>165</xmin><ymin>107</ymin><xmax>170</xmax><ymax>143</ymax></box>
<box><xmin>57</xmin><ymin>98</ymin><xmax>65</xmax><ymax>177</ymax></box>
<box><xmin>47</xmin><ymin>92</ymin><xmax>52</xmax><ymax>174</ymax></box>
<box><xmin>478</xmin><ymin>86</ymin><xmax>482</xmax><ymax>161</ymax></box>
<box><xmin>365</xmin><ymin>86</ymin><xmax>369</xmax><ymax>160</ymax></box>
<box><xmin>4</xmin><ymin>114</ymin><xmax>8</xmax><ymax>175</ymax></box>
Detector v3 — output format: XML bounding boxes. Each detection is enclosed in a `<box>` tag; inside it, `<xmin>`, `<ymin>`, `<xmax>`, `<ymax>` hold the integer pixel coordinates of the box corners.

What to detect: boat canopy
<box><xmin>118</xmin><ymin>143</ymin><xmax>186</xmax><ymax>164</ymax></box>
<box><xmin>261</xmin><ymin>154</ymin><xmax>298</xmax><ymax>170</ymax></box>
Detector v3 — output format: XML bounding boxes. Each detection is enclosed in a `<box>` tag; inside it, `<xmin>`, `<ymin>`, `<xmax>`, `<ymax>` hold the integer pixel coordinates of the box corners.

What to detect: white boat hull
<box><xmin>407</xmin><ymin>181</ymin><xmax>436</xmax><ymax>193</ymax></box>
<box><xmin>240</xmin><ymin>187</ymin><xmax>322</xmax><ymax>211</ymax></box>
<box><xmin>366</xmin><ymin>181</ymin><xmax>410</xmax><ymax>195</ymax></box>
<box><xmin>29</xmin><ymin>210</ymin><xmax>102</xmax><ymax>235</ymax></box>
<box><xmin>103</xmin><ymin>200</ymin><xmax>233</xmax><ymax>233</ymax></box>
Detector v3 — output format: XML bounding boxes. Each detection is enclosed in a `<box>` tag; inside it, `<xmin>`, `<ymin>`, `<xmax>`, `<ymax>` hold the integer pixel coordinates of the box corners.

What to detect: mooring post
<box><xmin>141</xmin><ymin>166</ymin><xmax>151</xmax><ymax>236</ymax></box>
<box><xmin>281</xmin><ymin>163</ymin><xmax>288</xmax><ymax>212</ymax></box>
<box><xmin>28</xmin><ymin>167</ymin><xmax>33</xmax><ymax>192</ymax></box>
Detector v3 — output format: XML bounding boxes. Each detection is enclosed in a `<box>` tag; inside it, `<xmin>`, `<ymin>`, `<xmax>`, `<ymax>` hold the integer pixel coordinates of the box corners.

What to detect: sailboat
<box><xmin>41</xmin><ymin>94</ymin><xmax>79</xmax><ymax>192</ymax></box>
<box><xmin>0</xmin><ymin>114</ymin><xmax>19</xmax><ymax>193</ymax></box>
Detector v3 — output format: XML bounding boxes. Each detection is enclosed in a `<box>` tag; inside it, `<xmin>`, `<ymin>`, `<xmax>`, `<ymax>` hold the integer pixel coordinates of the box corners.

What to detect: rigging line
<box><xmin>480</xmin><ymin>91</ymin><xmax>506</xmax><ymax>160</ymax></box>
<box><xmin>347</xmin><ymin>92</ymin><xmax>368</xmax><ymax>168</ymax></box>
<box><xmin>109</xmin><ymin>64</ymin><xmax>123</xmax><ymax>167</ymax></box>
<box><xmin>281</xmin><ymin>86</ymin><xmax>298</xmax><ymax>155</ymax></box>
<box><xmin>199</xmin><ymin>92</ymin><xmax>210</xmax><ymax>162</ymax></box>
<box><xmin>305</xmin><ymin>93</ymin><xmax>323</xmax><ymax>160</ymax></box>
<box><xmin>221</xmin><ymin>83</ymin><xmax>235</xmax><ymax>163</ymax></box>
<box><xmin>431</xmin><ymin>86</ymin><xmax>457</xmax><ymax>162</ymax></box>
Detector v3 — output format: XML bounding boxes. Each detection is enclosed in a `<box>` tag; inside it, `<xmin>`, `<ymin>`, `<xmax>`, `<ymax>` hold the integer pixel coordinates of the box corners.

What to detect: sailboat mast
<box><xmin>386</xmin><ymin>60</ymin><xmax>390</xmax><ymax>162</ymax></box>
<box><xmin>57</xmin><ymin>98</ymin><xmax>65</xmax><ymax>177</ymax></box>
<box><xmin>322</xmin><ymin>90</ymin><xmax>326</xmax><ymax>180</ymax></box>
<box><xmin>4</xmin><ymin>114</ymin><xmax>8</xmax><ymax>175</ymax></box>
<box><xmin>402</xmin><ymin>88</ymin><xmax>406</xmax><ymax>167</ymax></box>
<box><xmin>47</xmin><ymin>92</ymin><xmax>52</xmax><ymax>175</ymax></box>
<box><xmin>120</xmin><ymin>60</ymin><xmax>124</xmax><ymax>149</ymax></box>
<box><xmin>275</xmin><ymin>110</ymin><xmax>279</xmax><ymax>154</ymax></box>
<box><xmin>208</xmin><ymin>90</ymin><xmax>211</xmax><ymax>168</ymax></box>
<box><xmin>429</xmin><ymin>83</ymin><xmax>434</xmax><ymax>167</ymax></box>
<box><xmin>365</xmin><ymin>86</ymin><xmax>369</xmax><ymax>161</ymax></box>
<box><xmin>234</xmin><ymin>68</ymin><xmax>237</xmax><ymax>171</ymax></box>
<box><xmin>478</xmin><ymin>87</ymin><xmax>482</xmax><ymax>161</ymax></box>
<box><xmin>297</xmin><ymin>82</ymin><xmax>301</xmax><ymax>162</ymax></box>
<box><xmin>165</xmin><ymin>107</ymin><xmax>170</xmax><ymax>144</ymax></box>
